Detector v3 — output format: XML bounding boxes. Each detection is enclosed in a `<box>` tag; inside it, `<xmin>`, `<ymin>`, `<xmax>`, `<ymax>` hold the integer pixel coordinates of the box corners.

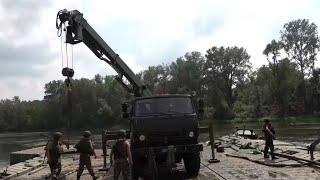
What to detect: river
<box><xmin>0</xmin><ymin>121</ymin><xmax>319</xmax><ymax>169</ymax></box>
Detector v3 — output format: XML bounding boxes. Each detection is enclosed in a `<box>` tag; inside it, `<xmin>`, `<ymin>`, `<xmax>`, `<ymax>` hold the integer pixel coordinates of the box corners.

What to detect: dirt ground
<box><xmin>15</xmin><ymin>144</ymin><xmax>320</xmax><ymax>180</ymax></box>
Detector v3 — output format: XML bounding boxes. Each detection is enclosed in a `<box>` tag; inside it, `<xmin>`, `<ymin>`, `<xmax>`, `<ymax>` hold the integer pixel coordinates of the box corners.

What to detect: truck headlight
<box><xmin>189</xmin><ymin>131</ymin><xmax>194</xmax><ymax>138</ymax></box>
<box><xmin>139</xmin><ymin>135</ymin><xmax>146</xmax><ymax>141</ymax></box>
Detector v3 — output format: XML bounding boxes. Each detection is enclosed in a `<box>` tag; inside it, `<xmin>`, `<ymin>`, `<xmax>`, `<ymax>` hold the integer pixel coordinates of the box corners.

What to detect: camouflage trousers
<box><xmin>114</xmin><ymin>159</ymin><xmax>129</xmax><ymax>180</ymax></box>
<box><xmin>77</xmin><ymin>154</ymin><xmax>95</xmax><ymax>179</ymax></box>
<box><xmin>48</xmin><ymin>159</ymin><xmax>61</xmax><ymax>178</ymax></box>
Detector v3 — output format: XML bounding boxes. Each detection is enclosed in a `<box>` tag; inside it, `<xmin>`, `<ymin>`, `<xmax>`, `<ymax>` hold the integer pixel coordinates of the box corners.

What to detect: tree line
<box><xmin>0</xmin><ymin>19</ymin><xmax>319</xmax><ymax>131</ymax></box>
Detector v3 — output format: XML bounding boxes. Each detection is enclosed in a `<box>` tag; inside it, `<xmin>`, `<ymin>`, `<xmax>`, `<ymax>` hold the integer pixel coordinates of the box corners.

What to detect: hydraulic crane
<box><xmin>56</xmin><ymin>9</ymin><xmax>150</xmax><ymax>97</ymax></box>
<box><xmin>56</xmin><ymin>9</ymin><xmax>204</xmax><ymax>179</ymax></box>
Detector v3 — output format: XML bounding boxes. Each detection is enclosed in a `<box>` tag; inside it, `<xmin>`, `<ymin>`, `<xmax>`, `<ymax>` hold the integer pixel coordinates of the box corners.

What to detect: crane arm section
<box><xmin>56</xmin><ymin>9</ymin><xmax>150</xmax><ymax>97</ymax></box>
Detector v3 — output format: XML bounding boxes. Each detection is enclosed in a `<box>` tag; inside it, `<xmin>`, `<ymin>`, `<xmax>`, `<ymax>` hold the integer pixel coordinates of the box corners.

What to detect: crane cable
<box><xmin>57</xmin><ymin>21</ymin><xmax>74</xmax><ymax>91</ymax></box>
<box><xmin>71</xmin><ymin>45</ymin><xmax>74</xmax><ymax>69</ymax></box>
<box><xmin>56</xmin><ymin>10</ymin><xmax>73</xmax><ymax>147</ymax></box>
<box><xmin>60</xmin><ymin>30</ymin><xmax>64</xmax><ymax>69</ymax></box>
<box><xmin>56</xmin><ymin>9</ymin><xmax>65</xmax><ymax>37</ymax></box>
<box><xmin>65</xmin><ymin>36</ymin><xmax>68</xmax><ymax>67</ymax></box>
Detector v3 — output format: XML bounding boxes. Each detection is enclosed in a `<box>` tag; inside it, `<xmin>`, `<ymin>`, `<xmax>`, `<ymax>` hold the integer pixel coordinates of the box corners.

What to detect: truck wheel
<box><xmin>132</xmin><ymin>154</ymin><xmax>143</xmax><ymax>180</ymax></box>
<box><xmin>132</xmin><ymin>164</ymin><xmax>141</xmax><ymax>180</ymax></box>
<box><xmin>143</xmin><ymin>160</ymin><xmax>158</xmax><ymax>180</ymax></box>
<box><xmin>183</xmin><ymin>153</ymin><xmax>200</xmax><ymax>176</ymax></box>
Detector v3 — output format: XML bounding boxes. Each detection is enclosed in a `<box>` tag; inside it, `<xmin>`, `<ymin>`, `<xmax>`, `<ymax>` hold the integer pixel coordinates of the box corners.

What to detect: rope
<box><xmin>225</xmin><ymin>153</ymin><xmax>314</xmax><ymax>168</ymax></box>
<box><xmin>60</xmin><ymin>34</ymin><xmax>64</xmax><ymax>68</ymax></box>
<box><xmin>200</xmin><ymin>162</ymin><xmax>227</xmax><ymax>180</ymax></box>
<box><xmin>56</xmin><ymin>9</ymin><xmax>66</xmax><ymax>37</ymax></box>
<box><xmin>65</xmin><ymin>38</ymin><xmax>69</xmax><ymax>67</ymax></box>
<box><xmin>71</xmin><ymin>45</ymin><xmax>74</xmax><ymax>69</ymax></box>
<box><xmin>56</xmin><ymin>9</ymin><xmax>74</xmax><ymax>147</ymax></box>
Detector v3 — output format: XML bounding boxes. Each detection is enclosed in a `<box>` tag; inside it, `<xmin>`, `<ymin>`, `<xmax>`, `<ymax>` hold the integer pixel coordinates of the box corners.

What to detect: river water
<box><xmin>0</xmin><ymin>121</ymin><xmax>319</xmax><ymax>169</ymax></box>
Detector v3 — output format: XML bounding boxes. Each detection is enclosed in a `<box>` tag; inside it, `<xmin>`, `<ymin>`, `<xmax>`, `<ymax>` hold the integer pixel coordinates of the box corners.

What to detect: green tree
<box><xmin>204</xmin><ymin>46</ymin><xmax>251</xmax><ymax>119</ymax></box>
<box><xmin>169</xmin><ymin>51</ymin><xmax>204</xmax><ymax>95</ymax></box>
<box><xmin>281</xmin><ymin>19</ymin><xmax>319</xmax><ymax>76</ymax></box>
<box><xmin>139</xmin><ymin>65</ymin><xmax>169</xmax><ymax>94</ymax></box>
<box><xmin>280</xmin><ymin>19</ymin><xmax>320</xmax><ymax>113</ymax></box>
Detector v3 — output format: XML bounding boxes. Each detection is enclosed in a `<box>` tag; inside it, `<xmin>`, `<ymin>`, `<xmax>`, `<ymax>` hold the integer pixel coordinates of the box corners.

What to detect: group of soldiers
<box><xmin>45</xmin><ymin>130</ymin><xmax>132</xmax><ymax>180</ymax></box>
<box><xmin>44</xmin><ymin>120</ymin><xmax>280</xmax><ymax>179</ymax></box>
<box><xmin>44</xmin><ymin>120</ymin><xmax>317</xmax><ymax>179</ymax></box>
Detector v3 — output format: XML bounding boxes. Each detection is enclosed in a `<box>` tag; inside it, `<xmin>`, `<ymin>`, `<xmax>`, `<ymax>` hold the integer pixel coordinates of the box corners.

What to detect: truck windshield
<box><xmin>135</xmin><ymin>97</ymin><xmax>194</xmax><ymax>116</ymax></box>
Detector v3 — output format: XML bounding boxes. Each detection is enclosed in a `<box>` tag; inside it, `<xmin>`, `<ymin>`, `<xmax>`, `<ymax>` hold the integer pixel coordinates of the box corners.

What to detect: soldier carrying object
<box><xmin>110</xmin><ymin>130</ymin><xmax>133</xmax><ymax>180</ymax></box>
<box><xmin>44</xmin><ymin>132</ymin><xmax>65</xmax><ymax>179</ymax></box>
<box><xmin>75</xmin><ymin>130</ymin><xmax>98</xmax><ymax>180</ymax></box>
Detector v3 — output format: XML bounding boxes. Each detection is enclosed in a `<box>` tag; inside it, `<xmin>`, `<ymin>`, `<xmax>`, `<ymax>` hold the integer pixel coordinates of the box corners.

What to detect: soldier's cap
<box><xmin>83</xmin><ymin>130</ymin><xmax>92</xmax><ymax>137</ymax></box>
<box><xmin>53</xmin><ymin>132</ymin><xmax>63</xmax><ymax>139</ymax></box>
<box><xmin>264</xmin><ymin>118</ymin><xmax>270</xmax><ymax>123</ymax></box>
<box><xmin>119</xmin><ymin>129</ymin><xmax>126</xmax><ymax>138</ymax></box>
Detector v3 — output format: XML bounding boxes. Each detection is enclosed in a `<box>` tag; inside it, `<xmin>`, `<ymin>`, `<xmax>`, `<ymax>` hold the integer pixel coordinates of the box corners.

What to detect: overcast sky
<box><xmin>1</xmin><ymin>0</ymin><xmax>320</xmax><ymax>100</ymax></box>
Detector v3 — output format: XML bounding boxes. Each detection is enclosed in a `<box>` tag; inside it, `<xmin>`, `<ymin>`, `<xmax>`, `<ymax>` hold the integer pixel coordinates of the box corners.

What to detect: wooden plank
<box><xmin>8</xmin><ymin>166</ymin><xmax>26</xmax><ymax>172</ymax></box>
<box><xmin>274</xmin><ymin>152</ymin><xmax>320</xmax><ymax>166</ymax></box>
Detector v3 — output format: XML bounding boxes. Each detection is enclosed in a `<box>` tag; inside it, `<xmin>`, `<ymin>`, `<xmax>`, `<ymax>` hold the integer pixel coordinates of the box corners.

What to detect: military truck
<box><xmin>124</xmin><ymin>95</ymin><xmax>203</xmax><ymax>178</ymax></box>
<box><xmin>56</xmin><ymin>9</ymin><xmax>203</xmax><ymax>179</ymax></box>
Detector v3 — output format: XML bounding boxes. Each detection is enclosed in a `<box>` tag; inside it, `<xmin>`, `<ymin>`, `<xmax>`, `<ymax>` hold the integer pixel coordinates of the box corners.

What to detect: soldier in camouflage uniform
<box><xmin>110</xmin><ymin>130</ymin><xmax>132</xmax><ymax>180</ymax></box>
<box><xmin>262</xmin><ymin>119</ymin><xmax>276</xmax><ymax>159</ymax></box>
<box><xmin>75</xmin><ymin>130</ymin><xmax>98</xmax><ymax>180</ymax></box>
<box><xmin>45</xmin><ymin>132</ymin><xmax>64</xmax><ymax>179</ymax></box>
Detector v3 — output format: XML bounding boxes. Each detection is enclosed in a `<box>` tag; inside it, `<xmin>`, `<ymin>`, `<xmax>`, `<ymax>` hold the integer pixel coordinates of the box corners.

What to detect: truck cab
<box><xmin>124</xmin><ymin>95</ymin><xmax>203</xmax><ymax>178</ymax></box>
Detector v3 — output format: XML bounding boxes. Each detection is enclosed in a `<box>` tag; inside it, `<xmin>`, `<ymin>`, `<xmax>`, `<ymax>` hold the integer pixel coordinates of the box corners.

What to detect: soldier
<box><xmin>308</xmin><ymin>138</ymin><xmax>320</xmax><ymax>160</ymax></box>
<box><xmin>262</xmin><ymin>119</ymin><xmax>276</xmax><ymax>160</ymax></box>
<box><xmin>45</xmin><ymin>132</ymin><xmax>64</xmax><ymax>179</ymax></box>
<box><xmin>110</xmin><ymin>130</ymin><xmax>133</xmax><ymax>180</ymax></box>
<box><xmin>75</xmin><ymin>130</ymin><xmax>98</xmax><ymax>180</ymax></box>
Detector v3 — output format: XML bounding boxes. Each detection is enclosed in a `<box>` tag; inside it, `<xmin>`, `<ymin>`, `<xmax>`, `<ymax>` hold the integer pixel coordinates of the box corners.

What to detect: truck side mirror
<box><xmin>122</xmin><ymin>103</ymin><xmax>129</xmax><ymax>118</ymax></box>
<box><xmin>198</xmin><ymin>99</ymin><xmax>204</xmax><ymax>114</ymax></box>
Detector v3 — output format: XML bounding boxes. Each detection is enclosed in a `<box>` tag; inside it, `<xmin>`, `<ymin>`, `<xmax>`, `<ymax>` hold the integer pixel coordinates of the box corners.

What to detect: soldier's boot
<box><xmin>263</xmin><ymin>145</ymin><xmax>269</xmax><ymax>158</ymax></box>
<box><xmin>271</xmin><ymin>153</ymin><xmax>277</xmax><ymax>160</ymax></box>
<box><xmin>89</xmin><ymin>170</ymin><xmax>98</xmax><ymax>180</ymax></box>
<box><xmin>76</xmin><ymin>172</ymin><xmax>83</xmax><ymax>180</ymax></box>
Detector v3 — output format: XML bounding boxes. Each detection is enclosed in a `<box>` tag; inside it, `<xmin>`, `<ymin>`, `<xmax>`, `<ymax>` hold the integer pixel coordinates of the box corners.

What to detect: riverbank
<box><xmin>0</xmin><ymin>118</ymin><xmax>319</xmax><ymax>169</ymax></box>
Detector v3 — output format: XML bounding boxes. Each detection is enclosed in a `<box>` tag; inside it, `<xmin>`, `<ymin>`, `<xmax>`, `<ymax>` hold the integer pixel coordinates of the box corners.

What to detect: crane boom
<box><xmin>56</xmin><ymin>9</ymin><xmax>150</xmax><ymax>97</ymax></box>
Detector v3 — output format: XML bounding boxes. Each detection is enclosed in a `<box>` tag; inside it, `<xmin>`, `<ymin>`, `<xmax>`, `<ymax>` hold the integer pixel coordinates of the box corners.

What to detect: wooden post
<box><xmin>102</xmin><ymin>130</ymin><xmax>107</xmax><ymax>168</ymax></box>
<box><xmin>99</xmin><ymin>130</ymin><xmax>109</xmax><ymax>172</ymax></box>
<box><xmin>209</xmin><ymin>124</ymin><xmax>215</xmax><ymax>159</ymax></box>
<box><xmin>208</xmin><ymin>123</ymin><xmax>220</xmax><ymax>163</ymax></box>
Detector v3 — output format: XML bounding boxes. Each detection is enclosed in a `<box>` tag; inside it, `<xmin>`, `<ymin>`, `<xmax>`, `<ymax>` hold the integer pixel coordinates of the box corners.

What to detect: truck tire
<box><xmin>132</xmin><ymin>164</ymin><xmax>141</xmax><ymax>180</ymax></box>
<box><xmin>143</xmin><ymin>158</ymin><xmax>158</xmax><ymax>180</ymax></box>
<box><xmin>132</xmin><ymin>153</ymin><xmax>143</xmax><ymax>180</ymax></box>
<box><xmin>183</xmin><ymin>153</ymin><xmax>200</xmax><ymax>176</ymax></box>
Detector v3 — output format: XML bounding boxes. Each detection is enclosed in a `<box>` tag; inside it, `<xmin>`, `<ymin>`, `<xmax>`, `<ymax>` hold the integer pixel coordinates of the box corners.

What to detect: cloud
<box><xmin>0</xmin><ymin>0</ymin><xmax>320</xmax><ymax>100</ymax></box>
<box><xmin>187</xmin><ymin>0</ymin><xmax>319</xmax><ymax>69</ymax></box>
<box><xmin>0</xmin><ymin>41</ymin><xmax>54</xmax><ymax>77</ymax></box>
<box><xmin>0</xmin><ymin>0</ymin><xmax>51</xmax><ymax>42</ymax></box>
